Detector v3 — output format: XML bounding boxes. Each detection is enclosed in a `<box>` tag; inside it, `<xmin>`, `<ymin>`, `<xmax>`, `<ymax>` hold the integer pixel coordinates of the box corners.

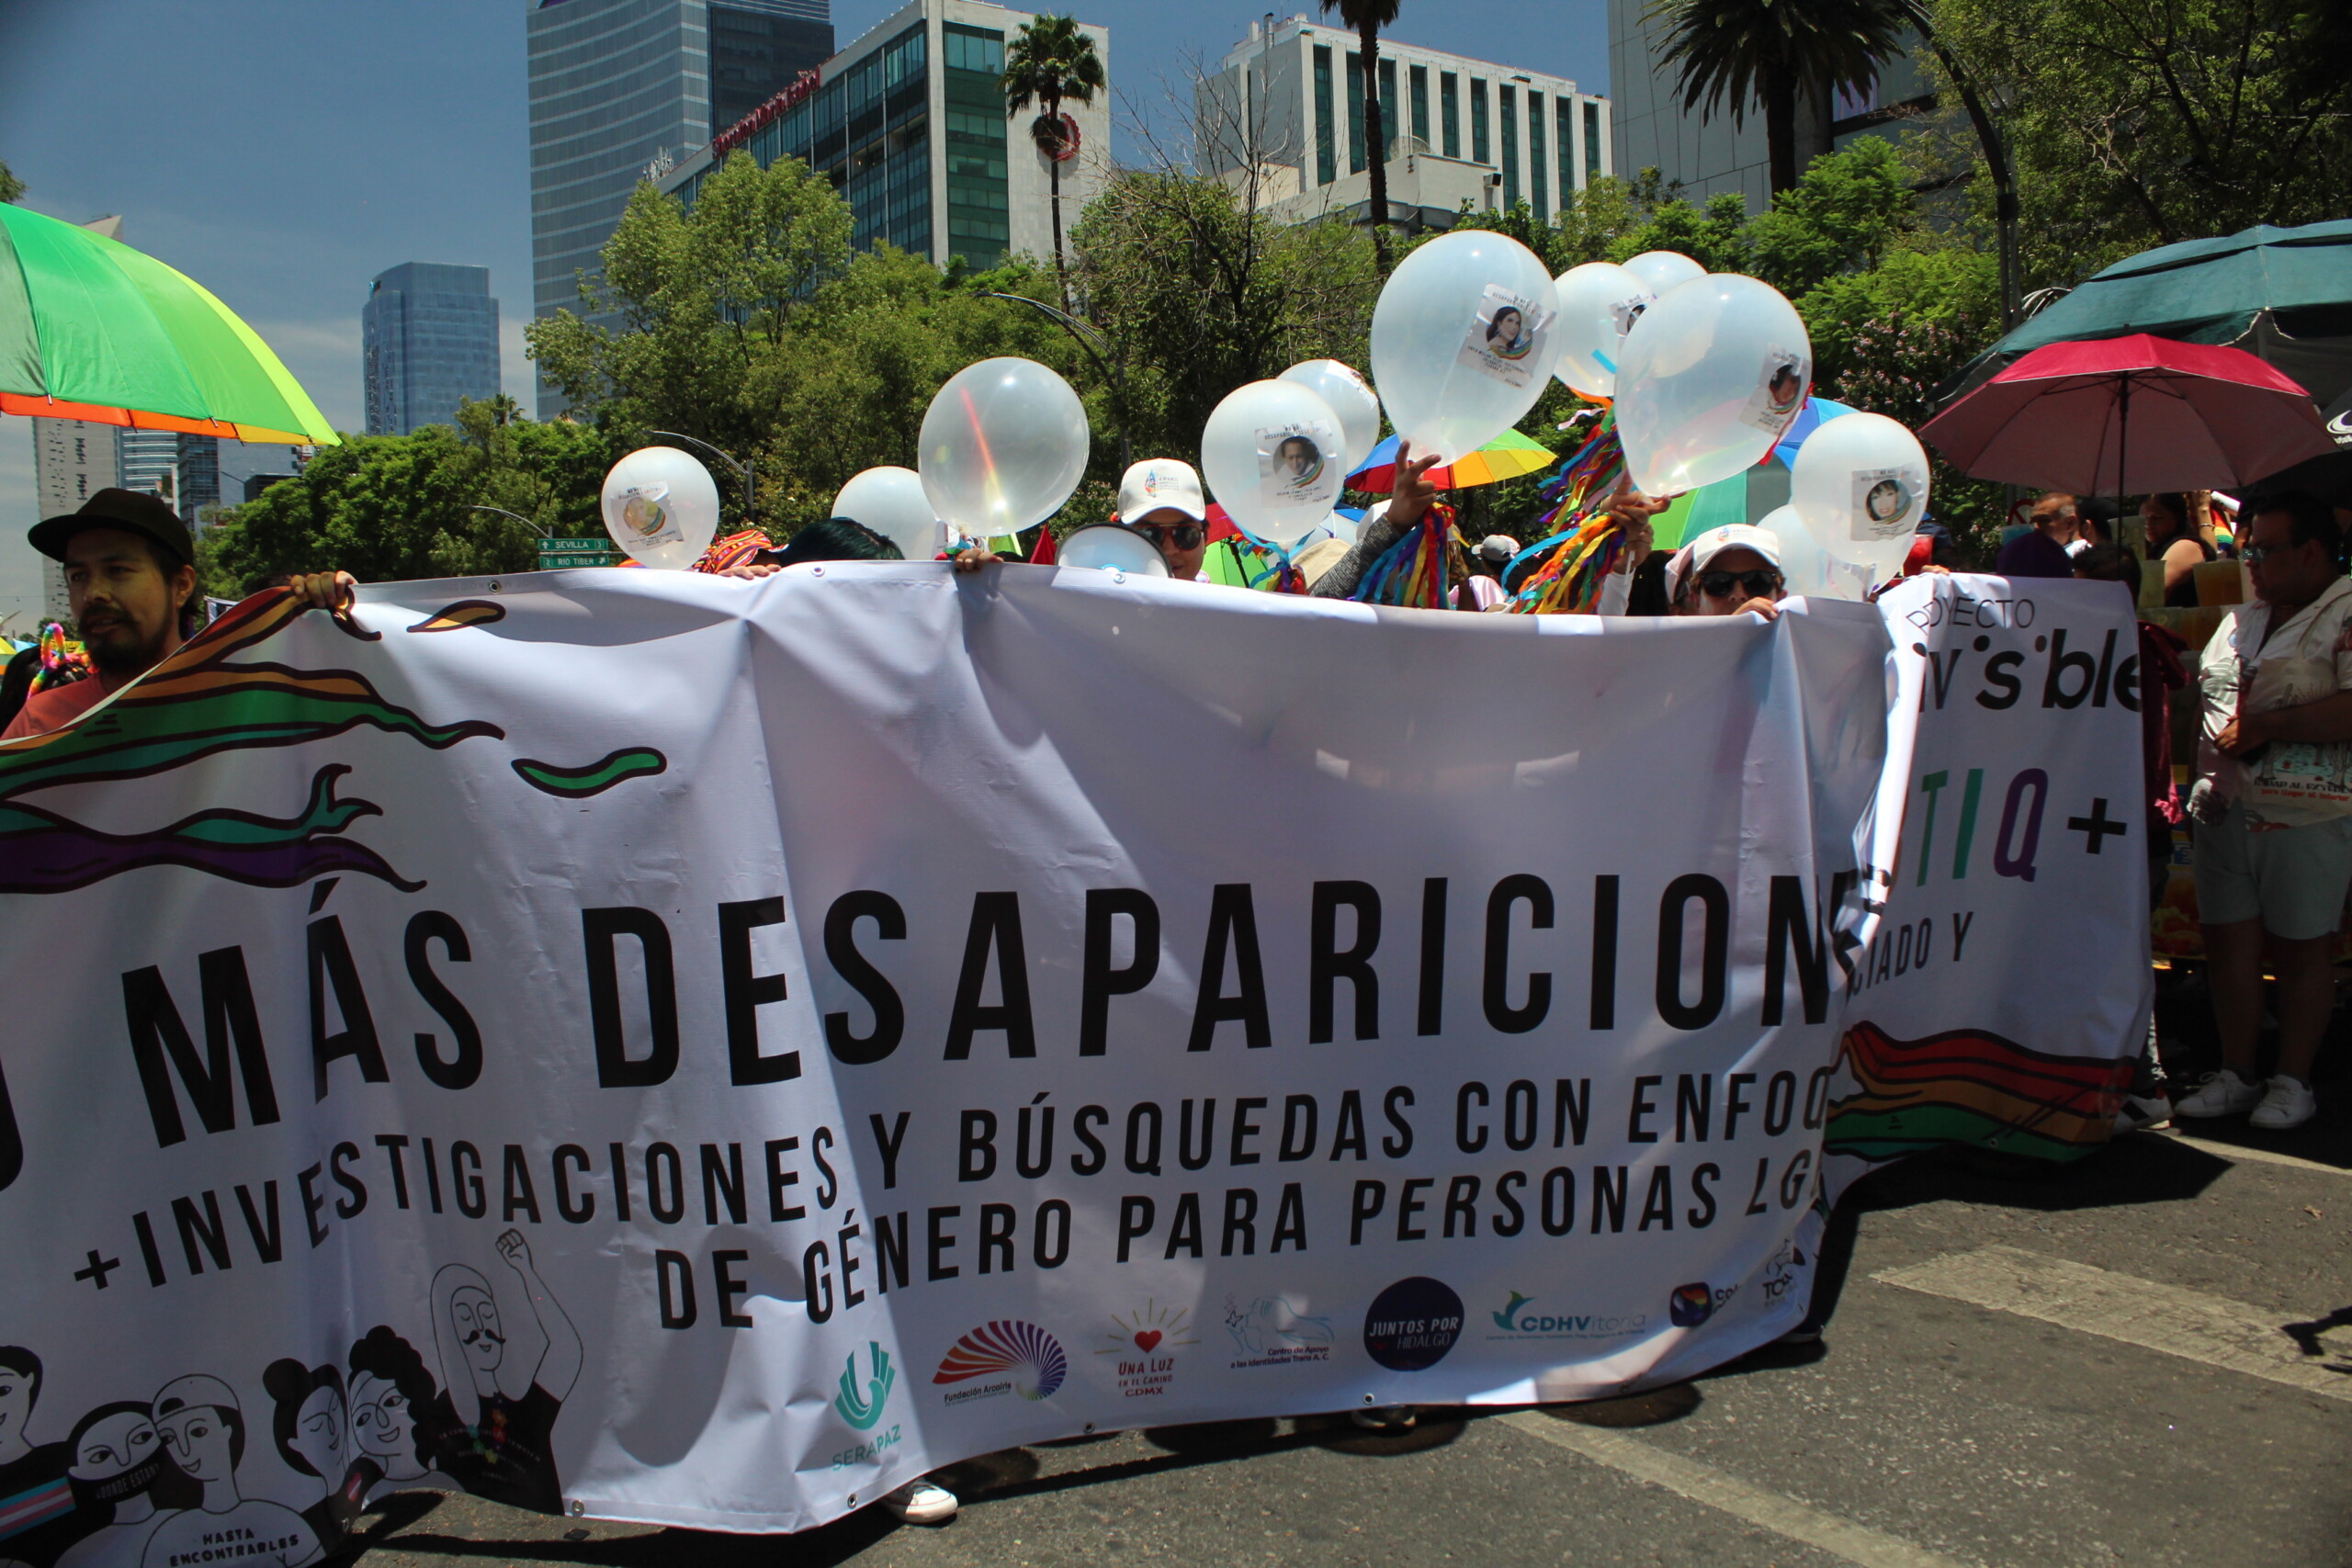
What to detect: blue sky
<box><xmin>0</xmin><ymin>0</ymin><xmax>1609</xmax><ymax>539</ymax></box>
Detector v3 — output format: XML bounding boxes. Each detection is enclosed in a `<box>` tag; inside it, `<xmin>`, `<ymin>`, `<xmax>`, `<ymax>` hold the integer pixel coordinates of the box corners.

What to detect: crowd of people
<box><xmin>4</xmin><ymin>450</ymin><xmax>2346</xmax><ymax>1527</ymax></box>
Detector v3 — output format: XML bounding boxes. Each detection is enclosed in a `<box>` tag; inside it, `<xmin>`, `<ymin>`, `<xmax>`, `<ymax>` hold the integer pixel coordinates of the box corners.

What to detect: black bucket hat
<box><xmin>29</xmin><ymin>487</ymin><xmax>194</xmax><ymax>569</ymax></box>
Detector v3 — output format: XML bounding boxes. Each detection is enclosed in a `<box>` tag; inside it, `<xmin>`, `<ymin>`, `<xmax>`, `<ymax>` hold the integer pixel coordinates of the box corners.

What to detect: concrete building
<box><xmin>1196</xmin><ymin>17</ymin><xmax>1607</xmax><ymax>231</ymax></box>
<box><xmin>1607</xmin><ymin>0</ymin><xmax>1933</xmax><ymax>209</ymax></box>
<box><xmin>654</xmin><ymin>0</ymin><xmax>1109</xmax><ymax>271</ymax></box>
<box><xmin>12</xmin><ymin>419</ymin><xmax>118</xmax><ymax>629</ymax></box>
<box><xmin>362</xmin><ymin>263</ymin><xmax>502</xmax><ymax>434</ymax></box>
<box><xmin>526</xmin><ymin>0</ymin><xmax>836</xmax><ymax>413</ymax></box>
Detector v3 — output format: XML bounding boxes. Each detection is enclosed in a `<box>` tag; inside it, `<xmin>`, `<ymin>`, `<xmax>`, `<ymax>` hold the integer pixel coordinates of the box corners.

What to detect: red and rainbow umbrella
<box><xmin>1346</xmin><ymin>428</ymin><xmax>1555</xmax><ymax>492</ymax></box>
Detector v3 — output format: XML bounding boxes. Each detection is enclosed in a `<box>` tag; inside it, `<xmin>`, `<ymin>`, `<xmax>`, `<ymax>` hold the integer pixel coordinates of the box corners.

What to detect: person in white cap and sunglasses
<box><xmin>1113</xmin><ymin>458</ymin><xmax>1218</xmax><ymax>581</ymax></box>
<box><xmin>1668</xmin><ymin>523</ymin><xmax>1788</xmax><ymax>620</ymax></box>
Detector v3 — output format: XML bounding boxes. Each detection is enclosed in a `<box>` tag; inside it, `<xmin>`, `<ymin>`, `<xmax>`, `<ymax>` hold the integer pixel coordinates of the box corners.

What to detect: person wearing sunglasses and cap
<box><xmin>4</xmin><ymin>489</ymin><xmax>353</xmax><ymax>741</ymax></box>
<box><xmin>1667</xmin><ymin>524</ymin><xmax>1788</xmax><ymax>620</ymax></box>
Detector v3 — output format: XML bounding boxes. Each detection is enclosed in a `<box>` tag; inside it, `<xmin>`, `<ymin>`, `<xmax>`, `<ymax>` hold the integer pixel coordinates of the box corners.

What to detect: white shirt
<box><xmin>2190</xmin><ymin>574</ymin><xmax>2352</xmax><ymax>824</ymax></box>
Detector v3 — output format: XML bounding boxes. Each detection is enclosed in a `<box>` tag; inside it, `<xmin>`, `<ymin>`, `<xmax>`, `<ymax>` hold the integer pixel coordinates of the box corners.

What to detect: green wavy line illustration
<box><xmin>511</xmin><ymin>747</ymin><xmax>668</xmax><ymax>798</ymax></box>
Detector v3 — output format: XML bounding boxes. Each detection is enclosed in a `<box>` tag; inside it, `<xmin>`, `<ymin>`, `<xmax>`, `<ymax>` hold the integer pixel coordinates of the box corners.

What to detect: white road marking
<box><xmin>1498</xmin><ymin>1411</ymin><xmax>1978</xmax><ymax>1568</ymax></box>
<box><xmin>1872</xmin><ymin>1245</ymin><xmax>2352</xmax><ymax>1403</ymax></box>
<box><xmin>2143</xmin><ymin>1127</ymin><xmax>2352</xmax><ymax>1179</ymax></box>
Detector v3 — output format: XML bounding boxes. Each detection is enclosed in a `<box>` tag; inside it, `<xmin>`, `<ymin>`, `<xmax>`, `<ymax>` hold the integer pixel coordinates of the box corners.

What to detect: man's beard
<box><xmin>83</xmin><ymin>615</ymin><xmax>167</xmax><ymax>676</ymax></box>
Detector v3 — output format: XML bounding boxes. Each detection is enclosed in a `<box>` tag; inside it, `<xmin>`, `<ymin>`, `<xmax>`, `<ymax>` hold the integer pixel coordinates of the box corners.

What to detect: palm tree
<box><xmin>1645</xmin><ymin>0</ymin><xmax>1918</xmax><ymax>197</ymax></box>
<box><xmin>1647</xmin><ymin>0</ymin><xmax>2020</xmax><ymax>325</ymax></box>
<box><xmin>1318</xmin><ymin>0</ymin><xmax>1402</xmax><ymax>273</ymax></box>
<box><xmin>1002</xmin><ymin>15</ymin><xmax>1105</xmax><ymax>310</ymax></box>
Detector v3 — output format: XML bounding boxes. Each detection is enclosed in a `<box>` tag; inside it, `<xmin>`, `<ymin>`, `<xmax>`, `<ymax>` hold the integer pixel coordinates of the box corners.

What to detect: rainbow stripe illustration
<box><xmin>1825</xmin><ymin>1021</ymin><xmax>2134</xmax><ymax>1164</ymax></box>
<box><xmin>0</xmin><ymin>591</ymin><xmax>500</xmax><ymax>893</ymax></box>
<box><xmin>933</xmin><ymin>1321</ymin><xmax>1068</xmax><ymax>1401</ymax></box>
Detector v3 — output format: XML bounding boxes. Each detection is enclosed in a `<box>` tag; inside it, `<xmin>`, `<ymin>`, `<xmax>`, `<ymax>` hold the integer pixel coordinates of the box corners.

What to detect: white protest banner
<box><xmin>1825</xmin><ymin>574</ymin><xmax>2151</xmax><ymax>1196</ymax></box>
<box><xmin>0</xmin><ymin>567</ymin><xmax>2134</xmax><ymax>1548</ymax></box>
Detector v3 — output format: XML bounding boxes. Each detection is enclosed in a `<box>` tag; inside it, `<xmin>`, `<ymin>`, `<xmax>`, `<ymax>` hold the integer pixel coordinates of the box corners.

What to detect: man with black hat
<box><xmin>2</xmin><ymin>488</ymin><xmax>351</xmax><ymax>739</ymax></box>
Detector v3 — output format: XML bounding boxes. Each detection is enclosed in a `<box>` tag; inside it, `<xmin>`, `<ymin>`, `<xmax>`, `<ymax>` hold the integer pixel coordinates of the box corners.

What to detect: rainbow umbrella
<box><xmin>0</xmin><ymin>203</ymin><xmax>337</xmax><ymax>445</ymax></box>
<box><xmin>1346</xmin><ymin>428</ymin><xmax>1555</xmax><ymax>492</ymax></box>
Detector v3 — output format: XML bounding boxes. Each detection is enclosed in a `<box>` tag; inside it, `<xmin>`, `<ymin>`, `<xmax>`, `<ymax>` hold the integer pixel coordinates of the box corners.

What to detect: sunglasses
<box><xmin>2239</xmin><ymin>543</ymin><xmax>2298</xmax><ymax>566</ymax></box>
<box><xmin>1697</xmin><ymin>569</ymin><xmax>1783</xmax><ymax>599</ymax></box>
<box><xmin>1131</xmin><ymin>522</ymin><xmax>1205</xmax><ymax>550</ymax></box>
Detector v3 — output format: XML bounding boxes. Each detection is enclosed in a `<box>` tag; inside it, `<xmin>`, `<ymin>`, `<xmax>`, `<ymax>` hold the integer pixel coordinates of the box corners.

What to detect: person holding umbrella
<box><xmin>2177</xmin><ymin>490</ymin><xmax>2352</xmax><ymax>1132</ymax></box>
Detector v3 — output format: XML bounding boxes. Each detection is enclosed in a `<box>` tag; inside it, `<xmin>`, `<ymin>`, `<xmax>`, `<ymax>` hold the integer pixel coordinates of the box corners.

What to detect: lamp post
<box><xmin>470</xmin><ymin>504</ymin><xmax>549</xmax><ymax>539</ymax></box>
<box><xmin>981</xmin><ymin>292</ymin><xmax>1130</xmax><ymax>470</ymax></box>
<box><xmin>650</xmin><ymin>432</ymin><xmax>756</xmax><ymax>525</ymax></box>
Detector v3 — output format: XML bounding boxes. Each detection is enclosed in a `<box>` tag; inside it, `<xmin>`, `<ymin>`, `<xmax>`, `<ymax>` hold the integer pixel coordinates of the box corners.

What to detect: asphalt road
<box><xmin>335</xmin><ymin>1104</ymin><xmax>2352</xmax><ymax>1568</ymax></box>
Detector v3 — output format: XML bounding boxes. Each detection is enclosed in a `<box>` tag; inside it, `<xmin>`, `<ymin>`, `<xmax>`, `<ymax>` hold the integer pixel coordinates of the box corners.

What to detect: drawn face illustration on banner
<box><xmin>1254</xmin><ymin>422</ymin><xmax>1344</xmax><ymax>515</ymax></box>
<box><xmin>1456</xmin><ymin>284</ymin><xmax>1553</xmax><ymax>390</ymax></box>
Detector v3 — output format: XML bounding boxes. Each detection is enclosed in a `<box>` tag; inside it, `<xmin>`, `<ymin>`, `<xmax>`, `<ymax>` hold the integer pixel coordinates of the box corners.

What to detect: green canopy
<box><xmin>1946</xmin><ymin>219</ymin><xmax>2352</xmax><ymax>410</ymax></box>
<box><xmin>0</xmin><ymin>202</ymin><xmax>337</xmax><ymax>446</ymax></box>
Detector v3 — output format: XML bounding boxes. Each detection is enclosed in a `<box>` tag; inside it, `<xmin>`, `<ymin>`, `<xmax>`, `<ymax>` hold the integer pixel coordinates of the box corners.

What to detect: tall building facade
<box><xmin>1197</xmin><ymin>17</ymin><xmax>1608</xmax><ymax>231</ymax></box>
<box><xmin>14</xmin><ymin>420</ymin><xmax>119</xmax><ymax>626</ymax></box>
<box><xmin>654</xmin><ymin>0</ymin><xmax>1110</xmax><ymax>272</ymax></box>
<box><xmin>362</xmin><ymin>263</ymin><xmax>502</xmax><ymax>434</ymax></box>
<box><xmin>1607</xmin><ymin>0</ymin><xmax>1931</xmax><ymax>209</ymax></box>
<box><xmin>526</xmin><ymin>0</ymin><xmax>835</xmax><ymax>413</ymax></box>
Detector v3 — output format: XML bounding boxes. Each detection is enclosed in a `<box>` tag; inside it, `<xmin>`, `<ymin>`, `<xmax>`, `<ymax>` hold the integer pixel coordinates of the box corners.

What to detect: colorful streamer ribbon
<box><xmin>28</xmin><ymin>622</ymin><xmax>91</xmax><ymax>696</ymax></box>
<box><xmin>1506</xmin><ymin>412</ymin><xmax>1632</xmax><ymax>615</ymax></box>
<box><xmin>1354</xmin><ymin>502</ymin><xmax>1460</xmax><ymax>610</ymax></box>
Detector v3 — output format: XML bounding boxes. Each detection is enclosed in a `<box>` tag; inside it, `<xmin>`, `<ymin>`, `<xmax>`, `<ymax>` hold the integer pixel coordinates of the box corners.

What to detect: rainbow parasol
<box><xmin>1346</xmin><ymin>428</ymin><xmax>1555</xmax><ymax>492</ymax></box>
<box><xmin>0</xmin><ymin>203</ymin><xmax>337</xmax><ymax>445</ymax></box>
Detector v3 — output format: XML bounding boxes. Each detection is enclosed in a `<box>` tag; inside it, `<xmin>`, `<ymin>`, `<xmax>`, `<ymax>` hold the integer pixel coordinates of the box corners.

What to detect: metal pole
<box><xmin>470</xmin><ymin>504</ymin><xmax>551</xmax><ymax>540</ymax></box>
<box><xmin>650</xmin><ymin>432</ymin><xmax>755</xmax><ymax>524</ymax></box>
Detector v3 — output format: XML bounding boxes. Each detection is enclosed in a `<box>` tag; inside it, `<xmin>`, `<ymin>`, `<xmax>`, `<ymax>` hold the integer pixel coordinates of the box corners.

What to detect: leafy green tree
<box><xmin>1645</xmin><ymin>0</ymin><xmax>1924</xmax><ymax>195</ymax></box>
<box><xmin>1069</xmin><ymin>170</ymin><xmax>1378</xmax><ymax>461</ymax></box>
<box><xmin>1318</xmin><ymin>0</ymin><xmax>1402</xmax><ymax>273</ymax></box>
<box><xmin>1001</xmin><ymin>15</ymin><xmax>1104</xmax><ymax>310</ymax></box>
<box><xmin>198</xmin><ymin>400</ymin><xmax>623</xmax><ymax>595</ymax></box>
<box><xmin>1922</xmin><ymin>0</ymin><xmax>2352</xmax><ymax>287</ymax></box>
<box><xmin>0</xmin><ymin>162</ymin><xmax>23</xmax><ymax>204</ymax></box>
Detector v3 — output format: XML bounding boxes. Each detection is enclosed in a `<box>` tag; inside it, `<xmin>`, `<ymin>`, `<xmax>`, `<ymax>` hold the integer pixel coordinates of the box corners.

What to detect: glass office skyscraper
<box><xmin>654</xmin><ymin>0</ymin><xmax>1107</xmax><ymax>275</ymax></box>
<box><xmin>526</xmin><ymin>0</ymin><xmax>834</xmax><ymax>413</ymax></box>
<box><xmin>362</xmin><ymin>264</ymin><xmax>502</xmax><ymax>434</ymax></box>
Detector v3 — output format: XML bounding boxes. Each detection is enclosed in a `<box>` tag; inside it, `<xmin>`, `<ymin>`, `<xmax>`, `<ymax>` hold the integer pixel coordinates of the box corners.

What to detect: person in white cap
<box><xmin>1667</xmin><ymin>523</ymin><xmax>1788</xmax><ymax>620</ymax></box>
<box><xmin>1114</xmin><ymin>458</ymin><xmax>1216</xmax><ymax>581</ymax></box>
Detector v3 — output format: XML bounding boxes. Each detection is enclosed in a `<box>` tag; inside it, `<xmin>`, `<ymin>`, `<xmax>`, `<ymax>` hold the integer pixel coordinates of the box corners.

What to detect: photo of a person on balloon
<box><xmin>1274</xmin><ymin>434</ymin><xmax>1324</xmax><ymax>491</ymax></box>
<box><xmin>1865</xmin><ymin>478</ymin><xmax>1909</xmax><ymax>526</ymax></box>
<box><xmin>1485</xmin><ymin>303</ymin><xmax>1536</xmax><ymax>360</ymax></box>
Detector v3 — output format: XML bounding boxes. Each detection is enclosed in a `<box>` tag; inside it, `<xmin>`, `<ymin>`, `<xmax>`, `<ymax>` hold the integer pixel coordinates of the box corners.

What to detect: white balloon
<box><xmin>1370</xmin><ymin>229</ymin><xmax>1563</xmax><ymax>464</ymax></box>
<box><xmin>1614</xmin><ymin>274</ymin><xmax>1812</xmax><ymax>495</ymax></box>
<box><xmin>833</xmin><ymin>467</ymin><xmax>943</xmax><ymax>561</ymax></box>
<box><xmin>1278</xmin><ymin>360</ymin><xmax>1384</xmax><ymax>473</ymax></box>
<box><xmin>919</xmin><ymin>357</ymin><xmax>1091</xmax><ymax>538</ymax></box>
<box><xmin>1200</xmin><ymin>379</ymin><xmax>1348</xmax><ymax>547</ymax></box>
<box><xmin>600</xmin><ymin>446</ymin><xmax>721</xmax><ymax>570</ymax></box>
<box><xmin>1057</xmin><ymin>524</ymin><xmax>1170</xmax><ymax>576</ymax></box>
<box><xmin>1551</xmin><ymin>262</ymin><xmax>1656</xmax><ymax>398</ymax></box>
<box><xmin>1623</xmin><ymin>250</ymin><xmax>1706</xmax><ymax>296</ymax></box>
<box><xmin>1789</xmin><ymin>411</ymin><xmax>1931</xmax><ymax>578</ymax></box>
<box><xmin>1757</xmin><ymin>503</ymin><xmax>1866</xmax><ymax>602</ymax></box>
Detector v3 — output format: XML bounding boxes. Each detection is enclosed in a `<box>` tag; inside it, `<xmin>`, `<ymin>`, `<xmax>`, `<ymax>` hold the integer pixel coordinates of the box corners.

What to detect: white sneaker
<box><xmin>2112</xmin><ymin>1090</ymin><xmax>2172</xmax><ymax>1134</ymax></box>
<box><xmin>2249</xmin><ymin>1077</ymin><xmax>2317</xmax><ymax>1131</ymax></box>
<box><xmin>881</xmin><ymin>1479</ymin><xmax>957</xmax><ymax>1525</ymax></box>
<box><xmin>2173</xmin><ymin>1069</ymin><xmax>2264</xmax><ymax>1119</ymax></box>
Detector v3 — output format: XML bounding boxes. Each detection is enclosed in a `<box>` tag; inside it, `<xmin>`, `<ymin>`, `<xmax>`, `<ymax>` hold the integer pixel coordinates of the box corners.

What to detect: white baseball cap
<box><xmin>1685</xmin><ymin>522</ymin><xmax>1784</xmax><ymax>572</ymax></box>
<box><xmin>1117</xmin><ymin>459</ymin><xmax>1207</xmax><ymax>525</ymax></box>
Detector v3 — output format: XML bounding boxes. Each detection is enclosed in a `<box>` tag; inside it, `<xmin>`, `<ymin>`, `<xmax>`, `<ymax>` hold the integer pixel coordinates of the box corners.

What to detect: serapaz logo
<box><xmin>833</xmin><ymin>1341</ymin><xmax>896</xmax><ymax>1430</ymax></box>
<box><xmin>1668</xmin><ymin>1282</ymin><xmax>1738</xmax><ymax>1327</ymax></box>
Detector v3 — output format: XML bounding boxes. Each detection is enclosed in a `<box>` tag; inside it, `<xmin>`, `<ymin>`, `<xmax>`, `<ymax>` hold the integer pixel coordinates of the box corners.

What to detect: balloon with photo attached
<box><xmin>918</xmin><ymin>356</ymin><xmax>1091</xmax><ymax>542</ymax></box>
<box><xmin>1613</xmin><ymin>274</ymin><xmax>1812</xmax><ymax>495</ymax></box>
<box><xmin>1277</xmin><ymin>359</ymin><xmax>1384</xmax><ymax>473</ymax></box>
<box><xmin>1369</xmin><ymin>229</ymin><xmax>1562</xmax><ymax>464</ymax></box>
<box><xmin>1200</xmin><ymin>379</ymin><xmax>1347</xmax><ymax>547</ymax></box>
<box><xmin>1789</xmin><ymin>411</ymin><xmax>1932</xmax><ymax>581</ymax></box>
<box><xmin>1550</xmin><ymin>261</ymin><xmax>1656</xmax><ymax>399</ymax></box>
<box><xmin>833</xmin><ymin>466</ymin><xmax>944</xmax><ymax>561</ymax></box>
<box><xmin>600</xmin><ymin>446</ymin><xmax>721</xmax><ymax>570</ymax></box>
<box><xmin>1623</xmin><ymin>249</ymin><xmax>1706</xmax><ymax>297</ymax></box>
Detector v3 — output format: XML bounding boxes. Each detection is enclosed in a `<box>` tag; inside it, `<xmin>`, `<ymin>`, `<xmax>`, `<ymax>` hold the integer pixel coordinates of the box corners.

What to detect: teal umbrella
<box><xmin>1943</xmin><ymin>219</ymin><xmax>2352</xmax><ymax>412</ymax></box>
